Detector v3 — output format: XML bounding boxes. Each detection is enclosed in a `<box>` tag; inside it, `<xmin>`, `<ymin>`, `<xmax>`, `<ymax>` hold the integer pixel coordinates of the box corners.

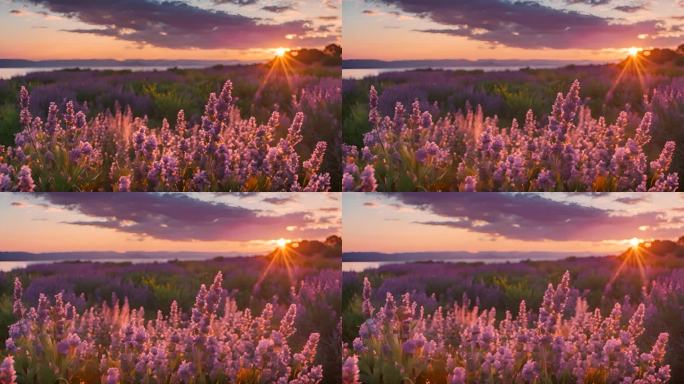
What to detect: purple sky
<box><xmin>344</xmin><ymin>0</ymin><xmax>684</xmax><ymax>60</ymax></box>
<box><xmin>1</xmin><ymin>0</ymin><xmax>340</xmax><ymax>60</ymax></box>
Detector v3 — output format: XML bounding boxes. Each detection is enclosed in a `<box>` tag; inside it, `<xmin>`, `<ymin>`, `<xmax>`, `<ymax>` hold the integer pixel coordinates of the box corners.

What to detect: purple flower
<box><xmin>192</xmin><ymin>169</ymin><xmax>210</xmax><ymax>191</ymax></box>
<box><xmin>342</xmin><ymin>356</ymin><xmax>359</xmax><ymax>384</ymax></box>
<box><xmin>0</xmin><ymin>174</ymin><xmax>11</xmax><ymax>192</ymax></box>
<box><xmin>105</xmin><ymin>367</ymin><xmax>120</xmax><ymax>384</ymax></box>
<box><xmin>463</xmin><ymin>175</ymin><xmax>477</xmax><ymax>192</ymax></box>
<box><xmin>342</xmin><ymin>172</ymin><xmax>355</xmax><ymax>192</ymax></box>
<box><xmin>0</xmin><ymin>356</ymin><xmax>16</xmax><ymax>384</ymax></box>
<box><xmin>448</xmin><ymin>367</ymin><xmax>466</xmax><ymax>384</ymax></box>
<box><xmin>520</xmin><ymin>360</ymin><xmax>538</xmax><ymax>382</ymax></box>
<box><xmin>17</xmin><ymin>166</ymin><xmax>35</xmax><ymax>192</ymax></box>
<box><xmin>117</xmin><ymin>176</ymin><xmax>131</xmax><ymax>192</ymax></box>
<box><xmin>303</xmin><ymin>141</ymin><xmax>327</xmax><ymax>175</ymax></box>
<box><xmin>359</xmin><ymin>165</ymin><xmax>377</xmax><ymax>192</ymax></box>
<box><xmin>19</xmin><ymin>86</ymin><xmax>32</xmax><ymax>129</ymax></box>
<box><xmin>177</xmin><ymin>361</ymin><xmax>193</xmax><ymax>382</ymax></box>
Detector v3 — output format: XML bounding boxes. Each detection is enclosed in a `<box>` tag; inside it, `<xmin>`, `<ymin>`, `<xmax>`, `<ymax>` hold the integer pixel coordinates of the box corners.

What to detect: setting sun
<box><xmin>276</xmin><ymin>238</ymin><xmax>290</xmax><ymax>249</ymax></box>
<box><xmin>629</xmin><ymin>237</ymin><xmax>641</xmax><ymax>248</ymax></box>
<box><xmin>274</xmin><ymin>47</ymin><xmax>289</xmax><ymax>57</ymax></box>
<box><xmin>628</xmin><ymin>47</ymin><xmax>641</xmax><ymax>57</ymax></box>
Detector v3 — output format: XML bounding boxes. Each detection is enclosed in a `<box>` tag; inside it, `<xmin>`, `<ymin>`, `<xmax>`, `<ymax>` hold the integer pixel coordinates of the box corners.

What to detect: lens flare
<box><xmin>276</xmin><ymin>238</ymin><xmax>289</xmax><ymax>249</ymax></box>
<box><xmin>274</xmin><ymin>47</ymin><xmax>289</xmax><ymax>57</ymax></box>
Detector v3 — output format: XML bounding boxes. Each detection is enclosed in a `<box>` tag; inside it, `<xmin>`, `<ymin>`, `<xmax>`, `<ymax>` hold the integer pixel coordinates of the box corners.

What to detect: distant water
<box><xmin>343</xmin><ymin>255</ymin><xmax>572</xmax><ymax>272</ymax></box>
<box><xmin>342</xmin><ymin>65</ymin><xmax>564</xmax><ymax>80</ymax></box>
<box><xmin>0</xmin><ymin>66</ymin><xmax>206</xmax><ymax>80</ymax></box>
<box><xmin>0</xmin><ymin>258</ymin><xmax>186</xmax><ymax>272</ymax></box>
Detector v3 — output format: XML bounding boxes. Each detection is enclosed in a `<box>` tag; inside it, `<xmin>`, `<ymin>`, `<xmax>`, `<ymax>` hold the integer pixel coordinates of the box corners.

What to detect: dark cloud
<box><xmin>389</xmin><ymin>193</ymin><xmax>674</xmax><ymax>242</ymax></box>
<box><xmin>614</xmin><ymin>4</ymin><xmax>646</xmax><ymax>12</ymax></box>
<box><xmin>35</xmin><ymin>193</ymin><xmax>329</xmax><ymax>242</ymax></box>
<box><xmin>316</xmin><ymin>24</ymin><xmax>336</xmax><ymax>33</ymax></box>
<box><xmin>24</xmin><ymin>0</ymin><xmax>311</xmax><ymax>49</ymax></box>
<box><xmin>375</xmin><ymin>0</ymin><xmax>665</xmax><ymax>49</ymax></box>
<box><xmin>262</xmin><ymin>4</ymin><xmax>295</xmax><ymax>13</ymax></box>
<box><xmin>614</xmin><ymin>195</ymin><xmax>650</xmax><ymax>205</ymax></box>
<box><xmin>9</xmin><ymin>9</ymin><xmax>22</xmax><ymax>14</ymax></box>
<box><xmin>323</xmin><ymin>0</ymin><xmax>339</xmax><ymax>9</ymax></box>
<box><xmin>566</xmin><ymin>0</ymin><xmax>612</xmax><ymax>5</ymax></box>
<box><xmin>262</xmin><ymin>195</ymin><xmax>298</xmax><ymax>205</ymax></box>
<box><xmin>317</xmin><ymin>215</ymin><xmax>338</xmax><ymax>224</ymax></box>
<box><xmin>213</xmin><ymin>0</ymin><xmax>259</xmax><ymax>4</ymax></box>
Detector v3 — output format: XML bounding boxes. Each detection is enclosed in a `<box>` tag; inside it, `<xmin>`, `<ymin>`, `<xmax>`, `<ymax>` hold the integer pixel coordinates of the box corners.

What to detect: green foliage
<box><xmin>343</xmin><ymin>103</ymin><xmax>369</xmax><ymax>148</ymax></box>
<box><xmin>141</xmin><ymin>83</ymin><xmax>192</xmax><ymax>125</ymax></box>
<box><xmin>0</xmin><ymin>102</ymin><xmax>19</xmax><ymax>145</ymax></box>
<box><xmin>0</xmin><ymin>295</ymin><xmax>13</xmax><ymax>348</ymax></box>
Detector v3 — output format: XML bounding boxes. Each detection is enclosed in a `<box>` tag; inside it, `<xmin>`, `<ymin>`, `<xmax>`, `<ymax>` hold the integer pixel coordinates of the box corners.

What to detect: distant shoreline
<box><xmin>343</xmin><ymin>250</ymin><xmax>603</xmax><ymax>263</ymax></box>
<box><xmin>0</xmin><ymin>250</ymin><xmax>256</xmax><ymax>262</ymax></box>
<box><xmin>342</xmin><ymin>58</ymin><xmax>607</xmax><ymax>69</ymax></box>
<box><xmin>0</xmin><ymin>59</ymin><xmax>256</xmax><ymax>68</ymax></box>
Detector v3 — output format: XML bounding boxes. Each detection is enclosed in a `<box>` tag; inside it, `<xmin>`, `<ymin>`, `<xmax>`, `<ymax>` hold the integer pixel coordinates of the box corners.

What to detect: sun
<box><xmin>629</xmin><ymin>237</ymin><xmax>641</xmax><ymax>248</ymax></box>
<box><xmin>628</xmin><ymin>47</ymin><xmax>641</xmax><ymax>57</ymax></box>
<box><xmin>276</xmin><ymin>238</ymin><xmax>290</xmax><ymax>249</ymax></box>
<box><xmin>274</xmin><ymin>47</ymin><xmax>289</xmax><ymax>57</ymax></box>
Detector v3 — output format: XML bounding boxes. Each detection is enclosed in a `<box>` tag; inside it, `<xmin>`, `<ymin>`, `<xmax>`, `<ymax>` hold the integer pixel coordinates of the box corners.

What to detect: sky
<box><xmin>0</xmin><ymin>193</ymin><xmax>340</xmax><ymax>253</ymax></box>
<box><xmin>0</xmin><ymin>0</ymin><xmax>340</xmax><ymax>60</ymax></box>
<box><xmin>343</xmin><ymin>193</ymin><xmax>684</xmax><ymax>255</ymax></box>
<box><xmin>343</xmin><ymin>0</ymin><xmax>684</xmax><ymax>61</ymax></box>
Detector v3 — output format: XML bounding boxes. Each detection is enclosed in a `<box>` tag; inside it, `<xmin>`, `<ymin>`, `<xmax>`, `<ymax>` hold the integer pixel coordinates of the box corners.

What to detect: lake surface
<box><xmin>342</xmin><ymin>255</ymin><xmax>573</xmax><ymax>272</ymax></box>
<box><xmin>0</xmin><ymin>66</ymin><xmax>206</xmax><ymax>80</ymax></box>
<box><xmin>342</xmin><ymin>65</ymin><xmax>564</xmax><ymax>79</ymax></box>
<box><xmin>0</xmin><ymin>258</ymin><xmax>193</xmax><ymax>272</ymax></box>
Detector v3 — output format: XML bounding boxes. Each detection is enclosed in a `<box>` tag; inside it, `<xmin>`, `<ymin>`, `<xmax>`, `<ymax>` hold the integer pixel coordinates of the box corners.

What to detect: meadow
<box><xmin>342</xmin><ymin>242</ymin><xmax>684</xmax><ymax>383</ymax></box>
<box><xmin>342</xmin><ymin>60</ymin><xmax>684</xmax><ymax>191</ymax></box>
<box><xmin>0</xmin><ymin>237</ymin><xmax>342</xmax><ymax>383</ymax></box>
<box><xmin>0</xmin><ymin>56</ymin><xmax>341</xmax><ymax>191</ymax></box>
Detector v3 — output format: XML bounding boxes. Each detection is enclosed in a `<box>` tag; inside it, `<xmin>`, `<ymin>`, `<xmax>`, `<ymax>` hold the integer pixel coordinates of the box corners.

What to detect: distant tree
<box><xmin>647</xmin><ymin>48</ymin><xmax>678</xmax><ymax>64</ymax></box>
<box><xmin>647</xmin><ymin>240</ymin><xmax>678</xmax><ymax>255</ymax></box>
<box><xmin>324</xmin><ymin>44</ymin><xmax>342</xmax><ymax>58</ymax></box>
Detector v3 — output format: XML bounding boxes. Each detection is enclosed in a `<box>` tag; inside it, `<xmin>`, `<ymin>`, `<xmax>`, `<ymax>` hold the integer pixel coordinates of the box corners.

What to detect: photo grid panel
<box><xmin>0</xmin><ymin>192</ymin><xmax>341</xmax><ymax>383</ymax></box>
<box><xmin>341</xmin><ymin>193</ymin><xmax>681</xmax><ymax>384</ymax></box>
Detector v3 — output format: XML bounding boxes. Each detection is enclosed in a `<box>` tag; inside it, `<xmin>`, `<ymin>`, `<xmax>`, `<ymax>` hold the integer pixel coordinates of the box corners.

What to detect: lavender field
<box><xmin>342</xmin><ymin>249</ymin><xmax>684</xmax><ymax>383</ymax></box>
<box><xmin>342</xmin><ymin>59</ymin><xmax>684</xmax><ymax>192</ymax></box>
<box><xmin>0</xmin><ymin>238</ymin><xmax>342</xmax><ymax>383</ymax></box>
<box><xmin>0</xmin><ymin>52</ymin><xmax>341</xmax><ymax>192</ymax></box>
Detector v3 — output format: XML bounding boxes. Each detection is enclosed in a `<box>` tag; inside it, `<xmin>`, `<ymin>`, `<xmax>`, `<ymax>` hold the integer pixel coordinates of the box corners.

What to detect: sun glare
<box><xmin>276</xmin><ymin>238</ymin><xmax>289</xmax><ymax>249</ymax></box>
<box><xmin>629</xmin><ymin>237</ymin><xmax>641</xmax><ymax>248</ymax></box>
<box><xmin>274</xmin><ymin>47</ymin><xmax>289</xmax><ymax>57</ymax></box>
<box><xmin>628</xmin><ymin>47</ymin><xmax>641</xmax><ymax>57</ymax></box>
